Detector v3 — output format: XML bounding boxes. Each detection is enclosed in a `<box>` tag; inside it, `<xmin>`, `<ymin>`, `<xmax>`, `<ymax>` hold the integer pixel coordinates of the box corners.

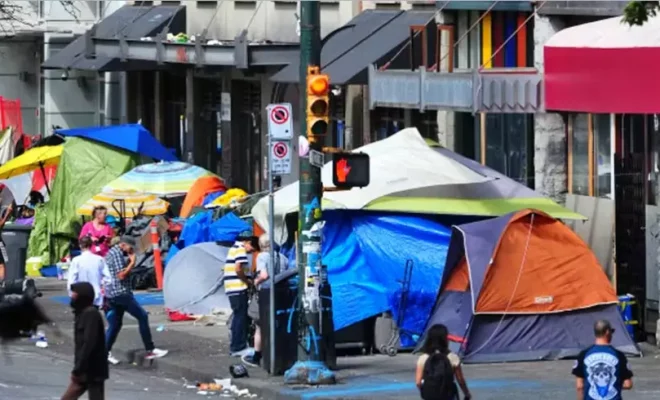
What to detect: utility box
<box><xmin>260</xmin><ymin>269</ymin><xmax>337</xmax><ymax>375</ymax></box>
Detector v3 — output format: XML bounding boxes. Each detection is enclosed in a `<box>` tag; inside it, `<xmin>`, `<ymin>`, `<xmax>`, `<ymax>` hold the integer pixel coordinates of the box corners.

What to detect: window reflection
<box><xmin>594</xmin><ymin>114</ymin><xmax>611</xmax><ymax>198</ymax></box>
<box><xmin>571</xmin><ymin>114</ymin><xmax>589</xmax><ymax>195</ymax></box>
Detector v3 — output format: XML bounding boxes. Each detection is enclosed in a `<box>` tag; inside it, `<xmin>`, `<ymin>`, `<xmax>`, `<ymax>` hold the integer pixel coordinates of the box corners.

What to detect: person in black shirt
<box><xmin>572</xmin><ymin>319</ymin><xmax>633</xmax><ymax>400</ymax></box>
<box><xmin>61</xmin><ymin>282</ymin><xmax>108</xmax><ymax>400</ymax></box>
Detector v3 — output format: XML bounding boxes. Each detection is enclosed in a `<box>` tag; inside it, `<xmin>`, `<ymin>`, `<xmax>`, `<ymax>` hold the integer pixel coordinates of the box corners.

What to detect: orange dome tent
<box><xmin>423</xmin><ymin>209</ymin><xmax>639</xmax><ymax>363</ymax></box>
<box><xmin>180</xmin><ymin>176</ymin><xmax>226</xmax><ymax>218</ymax></box>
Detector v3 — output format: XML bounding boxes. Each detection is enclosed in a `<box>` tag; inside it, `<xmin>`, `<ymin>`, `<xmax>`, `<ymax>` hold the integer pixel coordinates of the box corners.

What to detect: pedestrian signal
<box><xmin>306</xmin><ymin>66</ymin><xmax>330</xmax><ymax>140</ymax></box>
<box><xmin>332</xmin><ymin>153</ymin><xmax>370</xmax><ymax>188</ymax></box>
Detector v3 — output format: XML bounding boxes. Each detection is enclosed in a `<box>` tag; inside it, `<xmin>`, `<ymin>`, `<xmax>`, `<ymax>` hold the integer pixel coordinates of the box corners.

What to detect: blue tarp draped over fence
<box><xmin>284</xmin><ymin>211</ymin><xmax>451</xmax><ymax>346</ymax></box>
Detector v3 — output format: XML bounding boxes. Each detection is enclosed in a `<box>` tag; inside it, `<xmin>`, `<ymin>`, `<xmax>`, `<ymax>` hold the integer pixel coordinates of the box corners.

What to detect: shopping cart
<box><xmin>380</xmin><ymin>259</ymin><xmax>413</xmax><ymax>357</ymax></box>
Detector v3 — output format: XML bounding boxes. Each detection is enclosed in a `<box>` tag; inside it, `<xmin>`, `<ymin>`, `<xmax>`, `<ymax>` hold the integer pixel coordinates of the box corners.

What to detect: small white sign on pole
<box><xmin>271</xmin><ymin>140</ymin><xmax>292</xmax><ymax>175</ymax></box>
<box><xmin>309</xmin><ymin>149</ymin><xmax>324</xmax><ymax>168</ymax></box>
<box><xmin>266</xmin><ymin>103</ymin><xmax>294</xmax><ymax>140</ymax></box>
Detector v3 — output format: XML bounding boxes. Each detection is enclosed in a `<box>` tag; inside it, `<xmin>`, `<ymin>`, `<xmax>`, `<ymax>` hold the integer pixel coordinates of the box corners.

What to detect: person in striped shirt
<box><xmin>224</xmin><ymin>236</ymin><xmax>260</xmax><ymax>357</ymax></box>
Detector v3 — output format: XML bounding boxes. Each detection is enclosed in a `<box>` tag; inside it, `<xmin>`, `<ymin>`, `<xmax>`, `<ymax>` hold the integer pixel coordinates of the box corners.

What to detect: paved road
<box><xmin>32</xmin><ymin>280</ymin><xmax>660</xmax><ymax>399</ymax></box>
<box><xmin>0</xmin><ymin>347</ymin><xmax>208</xmax><ymax>400</ymax></box>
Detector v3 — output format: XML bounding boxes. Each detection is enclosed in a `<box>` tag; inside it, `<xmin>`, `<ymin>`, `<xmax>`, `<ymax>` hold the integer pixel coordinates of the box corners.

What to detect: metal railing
<box><xmin>368</xmin><ymin>65</ymin><xmax>544</xmax><ymax>114</ymax></box>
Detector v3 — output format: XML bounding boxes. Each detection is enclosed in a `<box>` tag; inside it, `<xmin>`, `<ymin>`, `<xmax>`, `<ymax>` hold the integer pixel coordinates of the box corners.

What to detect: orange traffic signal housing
<box><xmin>306</xmin><ymin>66</ymin><xmax>330</xmax><ymax>139</ymax></box>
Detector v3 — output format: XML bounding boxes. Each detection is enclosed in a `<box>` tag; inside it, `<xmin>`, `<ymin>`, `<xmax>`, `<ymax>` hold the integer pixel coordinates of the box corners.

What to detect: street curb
<box><xmin>115</xmin><ymin>347</ymin><xmax>304</xmax><ymax>400</ymax></box>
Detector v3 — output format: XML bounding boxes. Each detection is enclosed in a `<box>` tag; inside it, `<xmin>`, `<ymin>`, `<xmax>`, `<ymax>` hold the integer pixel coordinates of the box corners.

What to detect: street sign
<box><xmin>271</xmin><ymin>141</ymin><xmax>292</xmax><ymax>175</ymax></box>
<box><xmin>267</xmin><ymin>103</ymin><xmax>293</xmax><ymax>140</ymax></box>
<box><xmin>309</xmin><ymin>149</ymin><xmax>325</xmax><ymax>168</ymax></box>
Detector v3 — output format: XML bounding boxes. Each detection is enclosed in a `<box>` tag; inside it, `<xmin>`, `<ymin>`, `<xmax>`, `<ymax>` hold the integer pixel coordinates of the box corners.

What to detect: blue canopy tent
<box><xmin>56</xmin><ymin>124</ymin><xmax>177</xmax><ymax>161</ymax></box>
<box><xmin>281</xmin><ymin>210</ymin><xmax>452</xmax><ymax>347</ymax></box>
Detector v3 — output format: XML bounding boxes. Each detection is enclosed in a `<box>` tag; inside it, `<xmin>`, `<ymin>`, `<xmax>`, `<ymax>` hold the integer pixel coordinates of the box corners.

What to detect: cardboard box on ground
<box><xmin>137</xmin><ymin>217</ymin><xmax>169</xmax><ymax>254</ymax></box>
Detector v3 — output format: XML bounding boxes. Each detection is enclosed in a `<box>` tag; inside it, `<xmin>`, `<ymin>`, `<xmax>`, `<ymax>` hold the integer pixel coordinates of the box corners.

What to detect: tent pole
<box><xmin>39</xmin><ymin>162</ymin><xmax>51</xmax><ymax>196</ymax></box>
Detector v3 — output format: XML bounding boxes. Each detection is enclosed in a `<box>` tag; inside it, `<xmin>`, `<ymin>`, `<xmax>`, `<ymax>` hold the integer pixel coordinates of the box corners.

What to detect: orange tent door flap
<box><xmin>444</xmin><ymin>257</ymin><xmax>470</xmax><ymax>292</ymax></box>
<box><xmin>475</xmin><ymin>215</ymin><xmax>617</xmax><ymax>314</ymax></box>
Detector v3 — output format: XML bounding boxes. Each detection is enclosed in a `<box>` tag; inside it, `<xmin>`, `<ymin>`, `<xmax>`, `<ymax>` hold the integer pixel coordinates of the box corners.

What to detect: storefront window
<box><xmin>569</xmin><ymin>113</ymin><xmax>612</xmax><ymax>198</ymax></box>
<box><xmin>571</xmin><ymin>114</ymin><xmax>589</xmax><ymax>195</ymax></box>
<box><xmin>594</xmin><ymin>114</ymin><xmax>612</xmax><ymax>198</ymax></box>
<box><xmin>475</xmin><ymin>113</ymin><xmax>533</xmax><ymax>186</ymax></box>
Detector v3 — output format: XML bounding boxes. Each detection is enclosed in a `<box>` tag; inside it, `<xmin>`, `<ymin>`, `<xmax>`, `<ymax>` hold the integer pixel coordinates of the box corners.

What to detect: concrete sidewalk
<box><xmin>34</xmin><ymin>279</ymin><xmax>660</xmax><ymax>400</ymax></box>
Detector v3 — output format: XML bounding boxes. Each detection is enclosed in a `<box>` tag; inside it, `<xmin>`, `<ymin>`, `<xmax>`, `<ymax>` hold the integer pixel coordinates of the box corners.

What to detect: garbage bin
<box><xmin>618</xmin><ymin>294</ymin><xmax>639</xmax><ymax>340</ymax></box>
<box><xmin>260</xmin><ymin>269</ymin><xmax>336</xmax><ymax>375</ymax></box>
<box><xmin>1</xmin><ymin>224</ymin><xmax>31</xmax><ymax>281</ymax></box>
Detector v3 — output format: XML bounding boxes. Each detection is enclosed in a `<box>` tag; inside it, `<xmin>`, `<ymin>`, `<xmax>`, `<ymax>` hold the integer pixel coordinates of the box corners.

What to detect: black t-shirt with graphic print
<box><xmin>572</xmin><ymin>344</ymin><xmax>633</xmax><ymax>400</ymax></box>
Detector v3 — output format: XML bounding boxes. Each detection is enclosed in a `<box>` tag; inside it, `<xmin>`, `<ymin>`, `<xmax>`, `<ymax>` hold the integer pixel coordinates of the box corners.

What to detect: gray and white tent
<box><xmin>164</xmin><ymin>242</ymin><xmax>252</xmax><ymax>315</ymax></box>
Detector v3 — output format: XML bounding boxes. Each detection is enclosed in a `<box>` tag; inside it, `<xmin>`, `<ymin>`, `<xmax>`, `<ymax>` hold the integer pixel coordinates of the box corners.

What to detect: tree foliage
<box><xmin>623</xmin><ymin>1</ymin><xmax>660</xmax><ymax>25</ymax></box>
<box><xmin>0</xmin><ymin>1</ymin><xmax>80</xmax><ymax>34</ymax></box>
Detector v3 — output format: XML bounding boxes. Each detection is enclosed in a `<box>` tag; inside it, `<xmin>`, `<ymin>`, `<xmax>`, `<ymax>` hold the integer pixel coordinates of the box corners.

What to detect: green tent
<box><xmin>28</xmin><ymin>138</ymin><xmax>140</xmax><ymax>264</ymax></box>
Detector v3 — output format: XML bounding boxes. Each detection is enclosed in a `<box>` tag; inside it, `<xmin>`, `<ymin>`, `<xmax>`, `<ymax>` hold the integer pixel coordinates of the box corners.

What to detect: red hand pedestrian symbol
<box><xmin>336</xmin><ymin>158</ymin><xmax>351</xmax><ymax>183</ymax></box>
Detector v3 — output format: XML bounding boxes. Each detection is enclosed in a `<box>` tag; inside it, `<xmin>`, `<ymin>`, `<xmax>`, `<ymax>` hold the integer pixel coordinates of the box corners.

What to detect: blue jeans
<box><xmin>229</xmin><ymin>291</ymin><xmax>249</xmax><ymax>352</ymax></box>
<box><xmin>105</xmin><ymin>293</ymin><xmax>154</xmax><ymax>352</ymax></box>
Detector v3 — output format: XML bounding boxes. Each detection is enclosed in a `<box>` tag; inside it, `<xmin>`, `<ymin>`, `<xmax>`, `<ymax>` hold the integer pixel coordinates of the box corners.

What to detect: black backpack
<box><xmin>420</xmin><ymin>352</ymin><xmax>457</xmax><ymax>400</ymax></box>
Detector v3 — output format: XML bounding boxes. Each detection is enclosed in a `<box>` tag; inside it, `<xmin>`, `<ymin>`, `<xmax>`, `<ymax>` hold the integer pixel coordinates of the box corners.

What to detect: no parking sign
<box><xmin>271</xmin><ymin>141</ymin><xmax>292</xmax><ymax>175</ymax></box>
<box><xmin>267</xmin><ymin>103</ymin><xmax>293</xmax><ymax>140</ymax></box>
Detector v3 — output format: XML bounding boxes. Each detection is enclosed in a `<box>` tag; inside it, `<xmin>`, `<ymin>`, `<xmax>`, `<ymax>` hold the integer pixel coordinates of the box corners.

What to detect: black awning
<box><xmin>42</xmin><ymin>5</ymin><xmax>186</xmax><ymax>71</ymax></box>
<box><xmin>270</xmin><ymin>10</ymin><xmax>436</xmax><ymax>85</ymax></box>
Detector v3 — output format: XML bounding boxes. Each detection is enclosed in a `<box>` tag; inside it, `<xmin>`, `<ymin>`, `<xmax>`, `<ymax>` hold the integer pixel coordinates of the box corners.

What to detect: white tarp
<box><xmin>0</xmin><ymin>171</ymin><xmax>50</xmax><ymax>206</ymax></box>
<box><xmin>163</xmin><ymin>242</ymin><xmax>252</xmax><ymax>315</ymax></box>
<box><xmin>251</xmin><ymin>127</ymin><xmax>491</xmax><ymax>243</ymax></box>
<box><xmin>0</xmin><ymin>128</ymin><xmax>14</xmax><ymax>166</ymax></box>
<box><xmin>0</xmin><ymin>172</ymin><xmax>32</xmax><ymax>205</ymax></box>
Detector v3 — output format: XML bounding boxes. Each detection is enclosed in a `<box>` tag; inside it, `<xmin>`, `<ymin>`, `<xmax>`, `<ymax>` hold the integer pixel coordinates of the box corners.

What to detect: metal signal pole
<box><xmin>283</xmin><ymin>0</ymin><xmax>336</xmax><ymax>386</ymax></box>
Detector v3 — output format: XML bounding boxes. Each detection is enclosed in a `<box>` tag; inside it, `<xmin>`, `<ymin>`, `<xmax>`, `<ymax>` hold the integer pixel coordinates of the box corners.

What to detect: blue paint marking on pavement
<box><xmin>51</xmin><ymin>292</ymin><xmax>164</xmax><ymax>306</ymax></box>
<box><xmin>132</xmin><ymin>293</ymin><xmax>164</xmax><ymax>306</ymax></box>
<box><xmin>282</xmin><ymin>379</ymin><xmax>543</xmax><ymax>399</ymax></box>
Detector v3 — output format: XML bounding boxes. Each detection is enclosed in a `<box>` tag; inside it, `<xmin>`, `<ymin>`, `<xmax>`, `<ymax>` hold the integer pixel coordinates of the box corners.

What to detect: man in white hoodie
<box><xmin>67</xmin><ymin>236</ymin><xmax>111</xmax><ymax>309</ymax></box>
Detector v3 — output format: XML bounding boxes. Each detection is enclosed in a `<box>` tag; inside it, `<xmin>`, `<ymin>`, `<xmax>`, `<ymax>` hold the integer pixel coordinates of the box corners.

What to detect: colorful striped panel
<box><xmin>481</xmin><ymin>11</ymin><xmax>492</xmax><ymax>68</ymax></box>
<box><xmin>516</xmin><ymin>13</ymin><xmax>527</xmax><ymax>67</ymax></box>
<box><xmin>504</xmin><ymin>13</ymin><xmax>517</xmax><ymax>67</ymax></box>
<box><xmin>492</xmin><ymin>12</ymin><xmax>504</xmax><ymax>67</ymax></box>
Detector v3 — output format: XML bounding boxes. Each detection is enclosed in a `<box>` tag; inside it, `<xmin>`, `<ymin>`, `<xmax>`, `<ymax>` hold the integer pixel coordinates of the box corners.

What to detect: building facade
<box><xmin>0</xmin><ymin>1</ymin><xmax>129</xmax><ymax>137</ymax></box>
<box><xmin>369</xmin><ymin>0</ymin><xmax>660</xmax><ymax>342</ymax></box>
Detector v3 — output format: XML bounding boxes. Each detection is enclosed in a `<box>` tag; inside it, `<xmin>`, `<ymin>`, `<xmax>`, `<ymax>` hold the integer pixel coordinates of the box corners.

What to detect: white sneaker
<box><xmin>108</xmin><ymin>353</ymin><xmax>120</xmax><ymax>365</ymax></box>
<box><xmin>145</xmin><ymin>348</ymin><xmax>169</xmax><ymax>360</ymax></box>
<box><xmin>230</xmin><ymin>347</ymin><xmax>254</xmax><ymax>357</ymax></box>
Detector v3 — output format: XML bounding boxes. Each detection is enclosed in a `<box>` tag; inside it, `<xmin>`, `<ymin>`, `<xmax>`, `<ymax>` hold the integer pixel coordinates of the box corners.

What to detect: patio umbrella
<box><xmin>0</xmin><ymin>145</ymin><xmax>63</xmax><ymax>195</ymax></box>
<box><xmin>56</xmin><ymin>124</ymin><xmax>177</xmax><ymax>162</ymax></box>
<box><xmin>77</xmin><ymin>189</ymin><xmax>169</xmax><ymax>218</ymax></box>
<box><xmin>103</xmin><ymin>161</ymin><xmax>219</xmax><ymax>197</ymax></box>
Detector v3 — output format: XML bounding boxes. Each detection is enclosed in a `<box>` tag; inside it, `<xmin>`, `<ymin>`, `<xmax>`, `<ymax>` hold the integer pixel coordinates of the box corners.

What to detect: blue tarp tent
<box><xmin>284</xmin><ymin>211</ymin><xmax>451</xmax><ymax>346</ymax></box>
<box><xmin>57</xmin><ymin>124</ymin><xmax>177</xmax><ymax>161</ymax></box>
<box><xmin>166</xmin><ymin>212</ymin><xmax>250</xmax><ymax>264</ymax></box>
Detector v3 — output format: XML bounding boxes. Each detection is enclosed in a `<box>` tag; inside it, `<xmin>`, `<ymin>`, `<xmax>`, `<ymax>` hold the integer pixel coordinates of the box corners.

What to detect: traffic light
<box><xmin>306</xmin><ymin>66</ymin><xmax>330</xmax><ymax>142</ymax></box>
<box><xmin>332</xmin><ymin>153</ymin><xmax>370</xmax><ymax>189</ymax></box>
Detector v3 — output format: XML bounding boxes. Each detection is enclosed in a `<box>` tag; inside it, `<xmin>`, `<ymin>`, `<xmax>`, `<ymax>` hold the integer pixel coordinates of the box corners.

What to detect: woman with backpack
<box><xmin>415</xmin><ymin>324</ymin><xmax>471</xmax><ymax>400</ymax></box>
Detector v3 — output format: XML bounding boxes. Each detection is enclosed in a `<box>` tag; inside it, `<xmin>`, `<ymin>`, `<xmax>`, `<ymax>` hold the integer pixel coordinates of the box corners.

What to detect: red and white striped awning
<box><xmin>544</xmin><ymin>15</ymin><xmax>660</xmax><ymax>113</ymax></box>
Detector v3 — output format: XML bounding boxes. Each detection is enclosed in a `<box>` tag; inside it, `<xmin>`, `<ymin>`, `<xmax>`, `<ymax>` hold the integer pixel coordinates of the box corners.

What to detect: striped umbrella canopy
<box><xmin>102</xmin><ymin>161</ymin><xmax>219</xmax><ymax>197</ymax></box>
<box><xmin>77</xmin><ymin>189</ymin><xmax>169</xmax><ymax>218</ymax></box>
